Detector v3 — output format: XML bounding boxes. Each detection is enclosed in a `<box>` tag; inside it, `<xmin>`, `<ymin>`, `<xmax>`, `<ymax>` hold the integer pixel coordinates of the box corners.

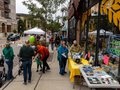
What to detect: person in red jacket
<box><xmin>37</xmin><ymin>45</ymin><xmax>50</xmax><ymax>73</ymax></box>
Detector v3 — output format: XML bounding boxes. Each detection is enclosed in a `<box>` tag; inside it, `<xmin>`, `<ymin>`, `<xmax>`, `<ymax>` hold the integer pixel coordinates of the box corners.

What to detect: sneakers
<box><xmin>46</xmin><ymin>68</ymin><xmax>50</xmax><ymax>71</ymax></box>
<box><xmin>36</xmin><ymin>70</ymin><xmax>38</xmax><ymax>72</ymax></box>
<box><xmin>64</xmin><ymin>71</ymin><xmax>67</xmax><ymax>74</ymax></box>
<box><xmin>59</xmin><ymin>72</ymin><xmax>64</xmax><ymax>76</ymax></box>
<box><xmin>40</xmin><ymin>69</ymin><xmax>43</xmax><ymax>71</ymax></box>
<box><xmin>23</xmin><ymin>82</ymin><xmax>27</xmax><ymax>85</ymax></box>
<box><xmin>28</xmin><ymin>80</ymin><xmax>31</xmax><ymax>83</ymax></box>
<box><xmin>36</xmin><ymin>69</ymin><xmax>43</xmax><ymax>72</ymax></box>
<box><xmin>23</xmin><ymin>80</ymin><xmax>31</xmax><ymax>85</ymax></box>
<box><xmin>42</xmin><ymin>71</ymin><xmax>45</xmax><ymax>73</ymax></box>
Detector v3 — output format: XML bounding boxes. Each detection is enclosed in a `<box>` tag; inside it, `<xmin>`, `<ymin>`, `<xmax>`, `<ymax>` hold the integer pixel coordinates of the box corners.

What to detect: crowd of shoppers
<box><xmin>1</xmin><ymin>33</ymin><xmax>70</xmax><ymax>85</ymax></box>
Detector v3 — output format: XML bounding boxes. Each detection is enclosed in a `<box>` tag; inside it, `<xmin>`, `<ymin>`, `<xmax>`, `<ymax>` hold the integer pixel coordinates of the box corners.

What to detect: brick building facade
<box><xmin>0</xmin><ymin>0</ymin><xmax>17</xmax><ymax>37</ymax></box>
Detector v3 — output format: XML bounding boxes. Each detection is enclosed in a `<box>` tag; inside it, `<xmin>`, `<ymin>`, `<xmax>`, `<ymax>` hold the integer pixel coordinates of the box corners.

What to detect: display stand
<box><xmin>80</xmin><ymin>66</ymin><xmax>120</xmax><ymax>90</ymax></box>
<box><xmin>117</xmin><ymin>56</ymin><xmax>120</xmax><ymax>83</ymax></box>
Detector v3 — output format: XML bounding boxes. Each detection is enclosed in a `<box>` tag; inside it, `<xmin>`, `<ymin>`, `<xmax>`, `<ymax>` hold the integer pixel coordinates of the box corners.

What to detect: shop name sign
<box><xmin>109</xmin><ymin>36</ymin><xmax>120</xmax><ymax>56</ymax></box>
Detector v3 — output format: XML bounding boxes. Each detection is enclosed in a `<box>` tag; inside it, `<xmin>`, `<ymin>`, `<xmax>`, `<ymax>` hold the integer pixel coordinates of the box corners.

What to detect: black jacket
<box><xmin>19</xmin><ymin>45</ymin><xmax>34</xmax><ymax>60</ymax></box>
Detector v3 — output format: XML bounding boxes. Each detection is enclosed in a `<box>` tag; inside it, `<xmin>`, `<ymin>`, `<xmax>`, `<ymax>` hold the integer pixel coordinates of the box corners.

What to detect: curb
<box><xmin>1</xmin><ymin>64</ymin><xmax>19</xmax><ymax>90</ymax></box>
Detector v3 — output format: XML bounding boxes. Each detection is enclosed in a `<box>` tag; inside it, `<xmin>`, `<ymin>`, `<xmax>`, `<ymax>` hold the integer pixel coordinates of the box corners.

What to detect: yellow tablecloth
<box><xmin>68</xmin><ymin>57</ymin><xmax>89</xmax><ymax>83</ymax></box>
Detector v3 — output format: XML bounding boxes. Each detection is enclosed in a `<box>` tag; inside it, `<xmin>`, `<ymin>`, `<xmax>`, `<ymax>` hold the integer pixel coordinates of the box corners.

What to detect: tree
<box><xmin>18</xmin><ymin>19</ymin><xmax>26</xmax><ymax>33</ymax></box>
<box><xmin>23</xmin><ymin>0</ymin><xmax>65</xmax><ymax>32</ymax></box>
<box><xmin>47</xmin><ymin>21</ymin><xmax>62</xmax><ymax>33</ymax></box>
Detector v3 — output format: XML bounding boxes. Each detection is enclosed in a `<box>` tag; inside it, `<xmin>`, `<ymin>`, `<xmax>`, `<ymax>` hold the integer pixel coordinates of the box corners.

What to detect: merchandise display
<box><xmin>80</xmin><ymin>65</ymin><xmax>120</xmax><ymax>89</ymax></box>
<box><xmin>68</xmin><ymin>57</ymin><xmax>89</xmax><ymax>82</ymax></box>
<box><xmin>87</xmin><ymin>77</ymin><xmax>101</xmax><ymax>84</ymax></box>
<box><xmin>72</xmin><ymin>53</ymin><xmax>83</xmax><ymax>64</ymax></box>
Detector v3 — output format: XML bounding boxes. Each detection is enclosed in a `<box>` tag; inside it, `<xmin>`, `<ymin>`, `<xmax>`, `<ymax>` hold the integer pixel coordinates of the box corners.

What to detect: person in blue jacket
<box><xmin>57</xmin><ymin>40</ymin><xmax>68</xmax><ymax>75</ymax></box>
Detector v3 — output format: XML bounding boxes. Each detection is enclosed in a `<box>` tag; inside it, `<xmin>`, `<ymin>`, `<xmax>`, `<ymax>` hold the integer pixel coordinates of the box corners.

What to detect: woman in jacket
<box><xmin>57</xmin><ymin>40</ymin><xmax>68</xmax><ymax>75</ymax></box>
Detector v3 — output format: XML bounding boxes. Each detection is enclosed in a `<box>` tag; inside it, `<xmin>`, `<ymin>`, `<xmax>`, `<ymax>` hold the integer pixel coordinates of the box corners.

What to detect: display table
<box><xmin>68</xmin><ymin>57</ymin><xmax>89</xmax><ymax>82</ymax></box>
<box><xmin>80</xmin><ymin>65</ymin><xmax>120</xmax><ymax>89</ymax></box>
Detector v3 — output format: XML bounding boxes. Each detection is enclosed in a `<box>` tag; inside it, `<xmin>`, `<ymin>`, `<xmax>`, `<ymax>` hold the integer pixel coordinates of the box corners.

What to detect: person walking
<box><xmin>36</xmin><ymin>44</ymin><xmax>50</xmax><ymax>73</ymax></box>
<box><xmin>50</xmin><ymin>36</ymin><xmax>54</xmax><ymax>50</ymax></box>
<box><xmin>35</xmin><ymin>55</ymin><xmax>43</xmax><ymax>72</ymax></box>
<box><xmin>55</xmin><ymin>35</ymin><xmax>61</xmax><ymax>47</ymax></box>
<box><xmin>19</xmin><ymin>41</ymin><xmax>34</xmax><ymax>85</ymax></box>
<box><xmin>3</xmin><ymin>42</ymin><xmax>14</xmax><ymax>80</ymax></box>
<box><xmin>57</xmin><ymin>40</ymin><xmax>68</xmax><ymax>75</ymax></box>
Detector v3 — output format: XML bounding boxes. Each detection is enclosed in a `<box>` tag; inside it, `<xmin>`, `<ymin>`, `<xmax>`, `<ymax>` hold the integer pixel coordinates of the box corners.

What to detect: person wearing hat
<box><xmin>2</xmin><ymin>42</ymin><xmax>15</xmax><ymax>80</ymax></box>
<box><xmin>19</xmin><ymin>40</ymin><xmax>34</xmax><ymax>85</ymax></box>
<box><xmin>70</xmin><ymin>40</ymin><xmax>81</xmax><ymax>54</ymax></box>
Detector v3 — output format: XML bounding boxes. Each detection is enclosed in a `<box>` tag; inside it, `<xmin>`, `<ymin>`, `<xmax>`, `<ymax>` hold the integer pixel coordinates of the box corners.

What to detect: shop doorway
<box><xmin>2</xmin><ymin>23</ymin><xmax>5</xmax><ymax>33</ymax></box>
<box><xmin>7</xmin><ymin>25</ymin><xmax>11</xmax><ymax>32</ymax></box>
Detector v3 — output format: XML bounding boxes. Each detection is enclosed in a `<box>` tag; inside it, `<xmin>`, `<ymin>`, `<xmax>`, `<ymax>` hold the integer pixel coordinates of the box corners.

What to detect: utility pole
<box><xmin>45</xmin><ymin>14</ymin><xmax>47</xmax><ymax>46</ymax></box>
<box><xmin>85</xmin><ymin>0</ymin><xmax>90</xmax><ymax>54</ymax></box>
<box><xmin>94</xmin><ymin>0</ymin><xmax>102</xmax><ymax>66</ymax></box>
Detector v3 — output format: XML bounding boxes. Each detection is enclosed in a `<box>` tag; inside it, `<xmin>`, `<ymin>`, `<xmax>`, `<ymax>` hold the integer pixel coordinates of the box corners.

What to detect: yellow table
<box><xmin>68</xmin><ymin>57</ymin><xmax>89</xmax><ymax>83</ymax></box>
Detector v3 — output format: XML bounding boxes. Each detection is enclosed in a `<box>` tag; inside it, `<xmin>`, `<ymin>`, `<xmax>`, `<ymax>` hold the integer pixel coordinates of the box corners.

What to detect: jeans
<box><xmin>59</xmin><ymin>58</ymin><xmax>67</xmax><ymax>75</ymax></box>
<box><xmin>6</xmin><ymin>60</ymin><xmax>13</xmax><ymax>80</ymax></box>
<box><xmin>51</xmin><ymin>43</ymin><xmax>54</xmax><ymax>50</ymax></box>
<box><xmin>43</xmin><ymin>55</ymin><xmax>50</xmax><ymax>73</ymax></box>
<box><xmin>37</xmin><ymin>64</ymin><xmax>42</xmax><ymax>70</ymax></box>
<box><xmin>22</xmin><ymin>60</ymin><xmax>32</xmax><ymax>83</ymax></box>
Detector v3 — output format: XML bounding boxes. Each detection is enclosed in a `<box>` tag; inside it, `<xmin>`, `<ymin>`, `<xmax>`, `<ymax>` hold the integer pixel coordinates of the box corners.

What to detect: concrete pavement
<box><xmin>35</xmin><ymin>50</ymin><xmax>74</xmax><ymax>90</ymax></box>
<box><xmin>1</xmin><ymin>45</ymin><xmax>89</xmax><ymax>90</ymax></box>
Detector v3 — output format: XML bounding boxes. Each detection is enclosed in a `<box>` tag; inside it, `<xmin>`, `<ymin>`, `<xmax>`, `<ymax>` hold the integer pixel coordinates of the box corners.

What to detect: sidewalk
<box><xmin>0</xmin><ymin>37</ymin><xmax>6</xmax><ymax>40</ymax></box>
<box><xmin>35</xmin><ymin>50</ymin><xmax>74</xmax><ymax>90</ymax></box>
<box><xmin>1</xmin><ymin>46</ymin><xmax>78</xmax><ymax>90</ymax></box>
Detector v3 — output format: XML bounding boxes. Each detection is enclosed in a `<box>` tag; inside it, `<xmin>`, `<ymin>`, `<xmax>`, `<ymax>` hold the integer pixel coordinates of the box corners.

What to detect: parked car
<box><xmin>7</xmin><ymin>34</ymin><xmax>20</xmax><ymax>41</ymax></box>
<box><xmin>7</xmin><ymin>33</ymin><xmax>13</xmax><ymax>40</ymax></box>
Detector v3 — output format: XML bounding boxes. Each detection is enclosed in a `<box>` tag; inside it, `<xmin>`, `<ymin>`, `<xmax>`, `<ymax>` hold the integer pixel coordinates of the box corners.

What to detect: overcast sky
<box><xmin>16</xmin><ymin>0</ymin><xmax>69</xmax><ymax>15</ymax></box>
<box><xmin>16</xmin><ymin>0</ymin><xmax>29</xmax><ymax>14</ymax></box>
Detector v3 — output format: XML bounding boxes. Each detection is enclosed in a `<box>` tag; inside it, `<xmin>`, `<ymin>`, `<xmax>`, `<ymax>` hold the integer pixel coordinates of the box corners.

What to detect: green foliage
<box><xmin>23</xmin><ymin>0</ymin><xmax>65</xmax><ymax>32</ymax></box>
<box><xmin>13</xmin><ymin>30</ymin><xmax>17</xmax><ymax>33</ymax></box>
<box><xmin>18</xmin><ymin>19</ymin><xmax>26</xmax><ymax>33</ymax></box>
<box><xmin>47</xmin><ymin>21</ymin><xmax>62</xmax><ymax>32</ymax></box>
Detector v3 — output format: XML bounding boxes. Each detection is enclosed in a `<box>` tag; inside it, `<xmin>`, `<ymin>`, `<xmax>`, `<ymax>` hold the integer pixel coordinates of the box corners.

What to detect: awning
<box><xmin>24</xmin><ymin>27</ymin><xmax>45</xmax><ymax>35</ymax></box>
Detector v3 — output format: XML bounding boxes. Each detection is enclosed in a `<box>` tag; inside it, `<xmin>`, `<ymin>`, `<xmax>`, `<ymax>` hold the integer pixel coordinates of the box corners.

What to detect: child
<box><xmin>35</xmin><ymin>55</ymin><xmax>43</xmax><ymax>72</ymax></box>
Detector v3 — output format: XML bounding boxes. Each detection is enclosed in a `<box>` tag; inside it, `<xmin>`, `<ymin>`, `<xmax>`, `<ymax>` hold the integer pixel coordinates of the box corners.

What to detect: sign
<box><xmin>108</xmin><ymin>35</ymin><xmax>120</xmax><ymax>56</ymax></box>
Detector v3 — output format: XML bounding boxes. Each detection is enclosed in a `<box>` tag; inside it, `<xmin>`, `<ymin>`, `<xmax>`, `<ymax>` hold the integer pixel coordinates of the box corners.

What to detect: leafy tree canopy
<box><xmin>23</xmin><ymin>0</ymin><xmax>65</xmax><ymax>32</ymax></box>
